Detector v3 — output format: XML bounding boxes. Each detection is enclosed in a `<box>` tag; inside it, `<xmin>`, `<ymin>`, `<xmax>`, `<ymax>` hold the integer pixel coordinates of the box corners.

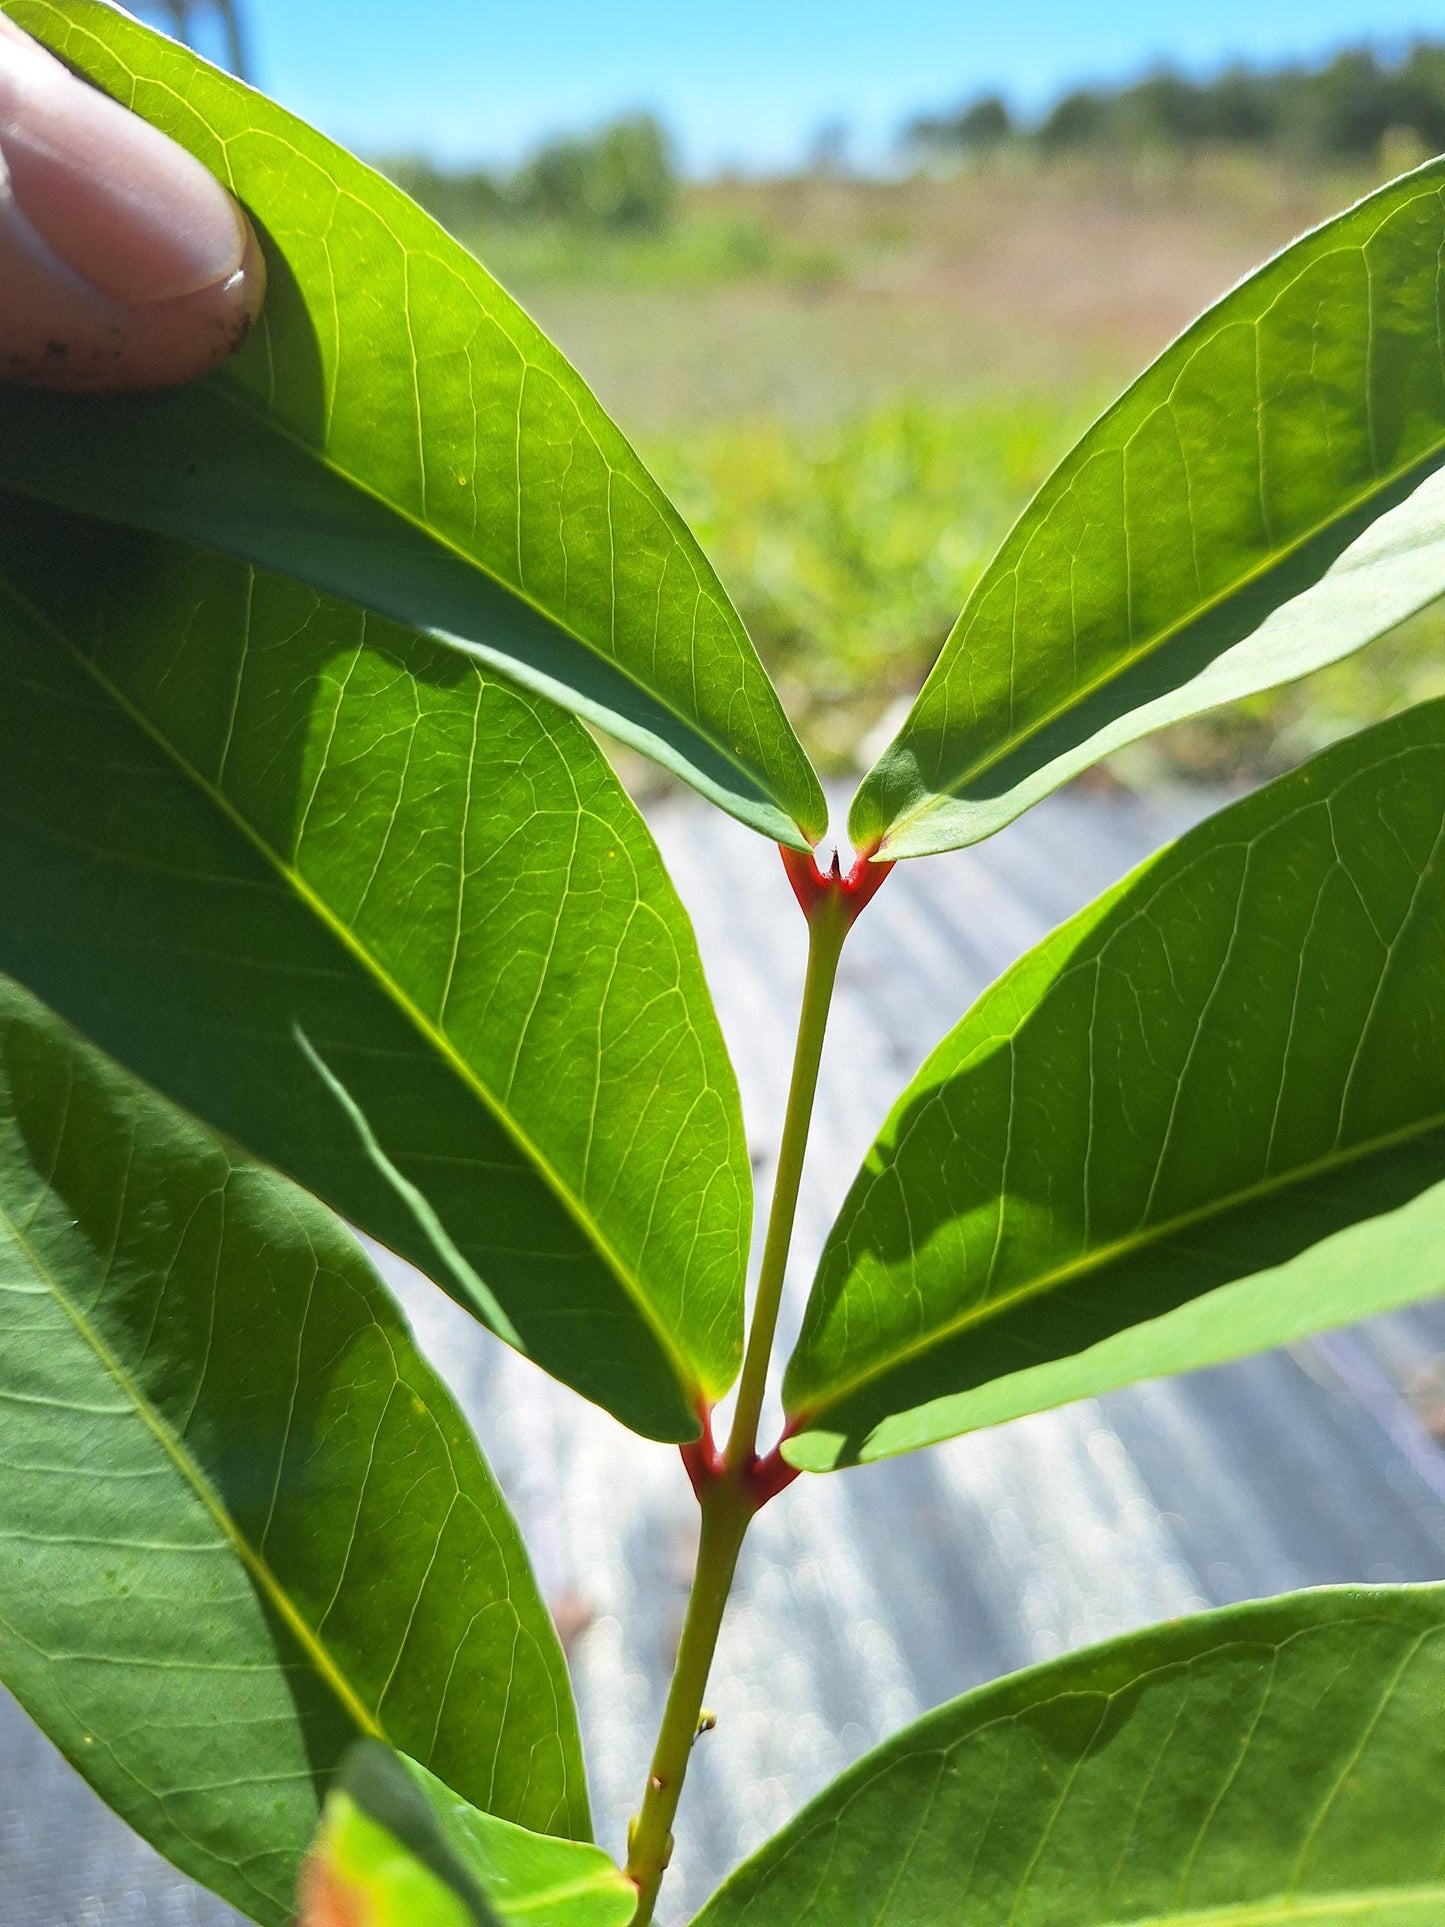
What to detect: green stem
<box><xmin>623</xmin><ymin>1474</ymin><xmax>751</xmax><ymax>1927</ymax></box>
<box><xmin>624</xmin><ymin>852</ymin><xmax>885</xmax><ymax>1925</ymax></box>
<box><xmin>724</xmin><ymin>896</ymin><xmax>849</xmax><ymax>1474</ymax></box>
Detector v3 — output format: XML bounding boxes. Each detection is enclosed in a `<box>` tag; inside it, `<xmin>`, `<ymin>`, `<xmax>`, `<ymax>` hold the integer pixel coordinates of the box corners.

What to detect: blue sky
<box><xmin>175</xmin><ymin>0</ymin><xmax>1445</xmax><ymax>171</ymax></box>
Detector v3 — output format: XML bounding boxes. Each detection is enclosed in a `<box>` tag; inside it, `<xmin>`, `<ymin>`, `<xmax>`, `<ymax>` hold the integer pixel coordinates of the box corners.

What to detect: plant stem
<box><xmin>623</xmin><ymin>1472</ymin><xmax>751</xmax><ymax>1927</ymax></box>
<box><xmin>623</xmin><ymin>847</ymin><xmax>891</xmax><ymax>1925</ymax></box>
<box><xmin>723</xmin><ymin>892</ymin><xmax>850</xmax><ymax>1474</ymax></box>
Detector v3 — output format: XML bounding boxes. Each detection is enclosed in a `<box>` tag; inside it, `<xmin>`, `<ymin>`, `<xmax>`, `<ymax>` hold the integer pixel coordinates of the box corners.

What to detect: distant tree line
<box><xmin>906</xmin><ymin>43</ymin><xmax>1445</xmax><ymax>165</ymax></box>
<box><xmin>384</xmin><ymin>115</ymin><xmax>677</xmax><ymax>234</ymax></box>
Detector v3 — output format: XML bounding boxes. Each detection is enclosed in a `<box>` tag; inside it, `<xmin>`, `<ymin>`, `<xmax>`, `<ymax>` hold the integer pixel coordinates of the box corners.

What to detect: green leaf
<box><xmin>300</xmin><ymin>1744</ymin><xmax>637</xmax><ymax>1927</ymax></box>
<box><xmin>0</xmin><ymin>972</ymin><xmax>587</xmax><ymax>1927</ymax></box>
<box><xmin>0</xmin><ymin>0</ymin><xmax>825</xmax><ymax>851</ymax></box>
<box><xmin>787</xmin><ymin>702</ymin><xmax>1445</xmax><ymax>1470</ymax></box>
<box><xmin>850</xmin><ymin>159</ymin><xmax>1445</xmax><ymax>859</ymax></box>
<box><xmin>0</xmin><ymin>494</ymin><xmax>748</xmax><ymax>1442</ymax></box>
<box><xmin>692</xmin><ymin>1585</ymin><xmax>1445</xmax><ymax>1926</ymax></box>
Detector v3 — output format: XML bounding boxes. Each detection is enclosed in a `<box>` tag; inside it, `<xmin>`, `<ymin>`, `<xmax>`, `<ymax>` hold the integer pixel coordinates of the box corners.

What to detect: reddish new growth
<box><xmin>780</xmin><ymin>842</ymin><xmax>894</xmax><ymax>925</ymax></box>
<box><xmin>681</xmin><ymin>1406</ymin><xmax>801</xmax><ymax>1510</ymax></box>
<box><xmin>747</xmin><ymin>1439</ymin><xmax>802</xmax><ymax>1506</ymax></box>
<box><xmin>680</xmin><ymin>1405</ymin><xmax>724</xmax><ymax>1500</ymax></box>
<box><xmin>295</xmin><ymin>1852</ymin><xmax>366</xmax><ymax>1927</ymax></box>
<box><xmin>677</xmin><ymin>841</ymin><xmax>893</xmax><ymax>1521</ymax></box>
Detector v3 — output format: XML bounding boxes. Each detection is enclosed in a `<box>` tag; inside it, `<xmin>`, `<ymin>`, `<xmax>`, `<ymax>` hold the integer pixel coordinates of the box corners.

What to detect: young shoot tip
<box><xmin>779</xmin><ymin>840</ymin><xmax>894</xmax><ymax>926</ymax></box>
<box><xmin>681</xmin><ymin>1403</ymin><xmax>800</xmax><ymax>1511</ymax></box>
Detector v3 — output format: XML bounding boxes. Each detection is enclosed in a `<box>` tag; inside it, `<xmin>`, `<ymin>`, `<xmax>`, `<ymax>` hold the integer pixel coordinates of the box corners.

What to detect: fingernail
<box><xmin>0</xmin><ymin>20</ymin><xmax>247</xmax><ymax>305</ymax></box>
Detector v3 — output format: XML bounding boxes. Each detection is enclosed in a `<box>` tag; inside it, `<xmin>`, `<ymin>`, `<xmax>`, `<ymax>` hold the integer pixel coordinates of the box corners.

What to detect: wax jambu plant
<box><xmin>3</xmin><ymin>5</ymin><xmax>1445</xmax><ymax>1922</ymax></box>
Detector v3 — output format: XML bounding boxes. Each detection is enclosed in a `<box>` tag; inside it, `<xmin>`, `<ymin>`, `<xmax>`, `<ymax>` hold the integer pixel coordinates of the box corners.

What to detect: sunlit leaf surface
<box><xmin>852</xmin><ymin>159</ymin><xmax>1445</xmax><ymax>857</ymax></box>
<box><xmin>790</xmin><ymin>703</ymin><xmax>1445</xmax><ymax>1467</ymax></box>
<box><xmin>694</xmin><ymin>1586</ymin><xmax>1445</xmax><ymax>1926</ymax></box>
<box><xmin>300</xmin><ymin>1745</ymin><xmax>637</xmax><ymax>1927</ymax></box>
<box><xmin>0</xmin><ymin>0</ymin><xmax>825</xmax><ymax>849</ymax></box>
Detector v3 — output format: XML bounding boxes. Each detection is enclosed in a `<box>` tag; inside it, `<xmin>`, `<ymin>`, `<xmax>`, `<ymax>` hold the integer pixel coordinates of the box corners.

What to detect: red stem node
<box><xmin>680</xmin><ymin>1405</ymin><xmax>724</xmax><ymax>1501</ymax></box>
<box><xmin>780</xmin><ymin>843</ymin><xmax>894</xmax><ymax>925</ymax></box>
<box><xmin>680</xmin><ymin>1408</ymin><xmax>800</xmax><ymax>1510</ymax></box>
<box><xmin>746</xmin><ymin>1443</ymin><xmax>801</xmax><ymax>1506</ymax></box>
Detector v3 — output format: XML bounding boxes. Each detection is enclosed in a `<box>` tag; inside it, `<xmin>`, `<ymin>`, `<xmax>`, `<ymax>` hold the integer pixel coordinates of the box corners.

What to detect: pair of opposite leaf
<box><xmin>3</xmin><ymin>0</ymin><xmax>1445</xmax><ymax>1467</ymax></box>
<box><xmin>9</xmin><ymin>7</ymin><xmax>1445</xmax><ymax>864</ymax></box>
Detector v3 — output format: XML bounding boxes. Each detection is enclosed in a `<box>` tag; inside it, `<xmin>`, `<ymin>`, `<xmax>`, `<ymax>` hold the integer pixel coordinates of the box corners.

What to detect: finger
<box><xmin>0</xmin><ymin>13</ymin><xmax>265</xmax><ymax>391</ymax></box>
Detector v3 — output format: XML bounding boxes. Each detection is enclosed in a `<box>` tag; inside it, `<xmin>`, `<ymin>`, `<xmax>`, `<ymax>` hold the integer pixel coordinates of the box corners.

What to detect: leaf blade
<box><xmin>0</xmin><ymin>0</ymin><xmax>825</xmax><ymax>849</ymax></box>
<box><xmin>300</xmin><ymin>1744</ymin><xmax>638</xmax><ymax>1927</ymax></box>
<box><xmin>0</xmin><ymin>494</ymin><xmax>748</xmax><ymax>1440</ymax></box>
<box><xmin>850</xmin><ymin>162</ymin><xmax>1445</xmax><ymax>858</ymax></box>
<box><xmin>789</xmin><ymin>703</ymin><xmax>1445</xmax><ymax>1467</ymax></box>
<box><xmin>0</xmin><ymin>973</ymin><xmax>587</xmax><ymax>1927</ymax></box>
<box><xmin>692</xmin><ymin>1586</ymin><xmax>1445</xmax><ymax>1927</ymax></box>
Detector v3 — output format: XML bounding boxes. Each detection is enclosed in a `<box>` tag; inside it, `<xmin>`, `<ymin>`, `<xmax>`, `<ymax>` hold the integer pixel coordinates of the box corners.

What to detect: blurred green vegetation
<box><xmin>643</xmin><ymin>397</ymin><xmax>1091</xmax><ymax>768</ymax></box>
<box><xmin>381</xmin><ymin>48</ymin><xmax>1445</xmax><ymax>799</ymax></box>
<box><xmin>384</xmin><ymin>112</ymin><xmax>676</xmax><ymax>239</ymax></box>
<box><xmin>439</xmin><ymin>211</ymin><xmax>847</xmax><ymax>294</ymax></box>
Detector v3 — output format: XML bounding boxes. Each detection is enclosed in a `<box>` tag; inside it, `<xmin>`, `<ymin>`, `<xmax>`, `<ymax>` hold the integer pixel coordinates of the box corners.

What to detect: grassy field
<box><xmin>456</xmin><ymin>153</ymin><xmax>1445</xmax><ymax>790</ymax></box>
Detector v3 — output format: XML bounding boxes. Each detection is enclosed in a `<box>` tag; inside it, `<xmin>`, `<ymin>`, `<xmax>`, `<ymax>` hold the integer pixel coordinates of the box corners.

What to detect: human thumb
<box><xmin>0</xmin><ymin>11</ymin><xmax>265</xmax><ymax>390</ymax></box>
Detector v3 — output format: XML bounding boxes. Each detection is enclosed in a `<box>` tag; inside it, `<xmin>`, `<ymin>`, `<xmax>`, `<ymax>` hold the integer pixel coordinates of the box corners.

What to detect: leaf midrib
<box><xmin>1106</xmin><ymin>1886</ymin><xmax>1445</xmax><ymax>1924</ymax></box>
<box><xmin>504</xmin><ymin>1869</ymin><xmax>631</xmax><ymax>1912</ymax></box>
<box><xmin>0</xmin><ymin>1193</ymin><xmax>386</xmax><ymax>1747</ymax></box>
<box><xmin>792</xmin><ymin>1103</ymin><xmax>1445</xmax><ymax>1423</ymax></box>
<box><xmin>882</xmin><ymin>299</ymin><xmax>1445</xmax><ymax>845</ymax></box>
<box><xmin>1</xmin><ymin>576</ymin><xmax>699</xmax><ymax>1404</ymax></box>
